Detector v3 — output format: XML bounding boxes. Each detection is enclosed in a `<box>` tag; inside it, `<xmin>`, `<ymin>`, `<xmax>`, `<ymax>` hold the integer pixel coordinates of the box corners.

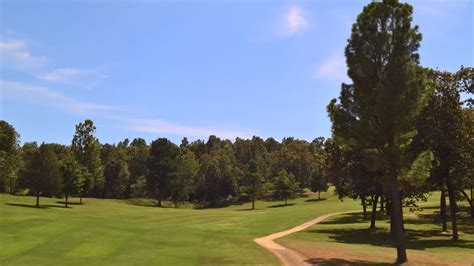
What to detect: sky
<box><xmin>1</xmin><ymin>0</ymin><xmax>473</xmax><ymax>145</ymax></box>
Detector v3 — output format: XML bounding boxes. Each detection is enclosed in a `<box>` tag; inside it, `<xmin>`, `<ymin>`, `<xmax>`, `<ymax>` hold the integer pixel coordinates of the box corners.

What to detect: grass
<box><xmin>0</xmin><ymin>188</ymin><xmax>358</xmax><ymax>265</ymax></box>
<box><xmin>278</xmin><ymin>192</ymin><xmax>474</xmax><ymax>265</ymax></box>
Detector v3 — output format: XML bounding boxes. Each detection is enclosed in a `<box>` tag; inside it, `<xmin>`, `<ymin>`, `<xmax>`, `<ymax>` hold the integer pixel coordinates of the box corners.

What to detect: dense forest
<box><xmin>0</xmin><ymin>119</ymin><xmax>329</xmax><ymax>209</ymax></box>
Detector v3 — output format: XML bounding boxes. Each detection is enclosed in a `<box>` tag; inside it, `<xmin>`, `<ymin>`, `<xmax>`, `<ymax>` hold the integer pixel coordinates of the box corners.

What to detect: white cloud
<box><xmin>0</xmin><ymin>80</ymin><xmax>112</xmax><ymax>114</ymax></box>
<box><xmin>315</xmin><ymin>53</ymin><xmax>348</xmax><ymax>81</ymax></box>
<box><xmin>1</xmin><ymin>80</ymin><xmax>256</xmax><ymax>140</ymax></box>
<box><xmin>1</xmin><ymin>36</ymin><xmax>107</xmax><ymax>89</ymax></box>
<box><xmin>280</xmin><ymin>6</ymin><xmax>309</xmax><ymax>37</ymax></box>
<box><xmin>120</xmin><ymin>118</ymin><xmax>255</xmax><ymax>140</ymax></box>
<box><xmin>38</xmin><ymin>68</ymin><xmax>81</xmax><ymax>82</ymax></box>
<box><xmin>0</xmin><ymin>39</ymin><xmax>44</xmax><ymax>69</ymax></box>
<box><xmin>37</xmin><ymin>67</ymin><xmax>108</xmax><ymax>88</ymax></box>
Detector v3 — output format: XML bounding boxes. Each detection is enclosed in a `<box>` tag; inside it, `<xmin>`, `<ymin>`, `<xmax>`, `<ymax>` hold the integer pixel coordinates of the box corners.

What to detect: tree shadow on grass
<box><xmin>236</xmin><ymin>208</ymin><xmax>261</xmax><ymax>211</ymax></box>
<box><xmin>267</xmin><ymin>203</ymin><xmax>295</xmax><ymax>208</ymax></box>
<box><xmin>56</xmin><ymin>201</ymin><xmax>82</xmax><ymax>205</ymax></box>
<box><xmin>405</xmin><ymin>206</ymin><xmax>474</xmax><ymax>234</ymax></box>
<box><xmin>5</xmin><ymin>203</ymin><xmax>68</xmax><ymax>209</ymax></box>
<box><xmin>318</xmin><ymin>213</ymin><xmax>367</xmax><ymax>225</ymax></box>
<box><xmin>305</xmin><ymin>258</ymin><xmax>392</xmax><ymax>266</ymax></box>
<box><xmin>305</xmin><ymin>198</ymin><xmax>328</xmax><ymax>202</ymax></box>
<box><xmin>306</xmin><ymin>212</ymin><xmax>474</xmax><ymax>251</ymax></box>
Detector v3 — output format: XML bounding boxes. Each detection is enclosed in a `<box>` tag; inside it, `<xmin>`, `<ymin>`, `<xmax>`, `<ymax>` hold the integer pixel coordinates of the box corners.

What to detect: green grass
<box><xmin>278</xmin><ymin>192</ymin><xmax>474</xmax><ymax>265</ymax></box>
<box><xmin>0</xmin><ymin>188</ymin><xmax>358</xmax><ymax>265</ymax></box>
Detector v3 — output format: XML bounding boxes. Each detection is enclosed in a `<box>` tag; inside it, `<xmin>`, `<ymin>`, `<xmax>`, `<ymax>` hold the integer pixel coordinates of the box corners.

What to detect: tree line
<box><xmin>327</xmin><ymin>0</ymin><xmax>473</xmax><ymax>263</ymax></box>
<box><xmin>0</xmin><ymin>119</ymin><xmax>329</xmax><ymax>209</ymax></box>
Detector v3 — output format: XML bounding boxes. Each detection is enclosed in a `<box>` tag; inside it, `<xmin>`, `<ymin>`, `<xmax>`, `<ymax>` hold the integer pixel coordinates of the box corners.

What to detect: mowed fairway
<box><xmin>278</xmin><ymin>192</ymin><xmax>474</xmax><ymax>265</ymax></box>
<box><xmin>0</xmin><ymin>189</ymin><xmax>358</xmax><ymax>265</ymax></box>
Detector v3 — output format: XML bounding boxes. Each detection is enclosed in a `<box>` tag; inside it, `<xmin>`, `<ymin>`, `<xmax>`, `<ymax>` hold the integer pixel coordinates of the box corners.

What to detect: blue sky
<box><xmin>1</xmin><ymin>0</ymin><xmax>472</xmax><ymax>145</ymax></box>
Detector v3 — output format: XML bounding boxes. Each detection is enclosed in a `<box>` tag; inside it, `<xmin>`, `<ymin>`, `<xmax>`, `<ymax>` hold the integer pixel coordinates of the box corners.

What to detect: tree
<box><xmin>61</xmin><ymin>151</ymin><xmax>84</xmax><ymax>207</ymax></box>
<box><xmin>147</xmin><ymin>138</ymin><xmax>180</xmax><ymax>207</ymax></box>
<box><xmin>103</xmin><ymin>145</ymin><xmax>130</xmax><ymax>199</ymax></box>
<box><xmin>170</xmin><ymin>149</ymin><xmax>199</xmax><ymax>207</ymax></box>
<box><xmin>195</xmin><ymin>146</ymin><xmax>238</xmax><ymax>207</ymax></box>
<box><xmin>277</xmin><ymin>138</ymin><xmax>313</xmax><ymax>187</ymax></box>
<box><xmin>309</xmin><ymin>169</ymin><xmax>328</xmax><ymax>200</ymax></box>
<box><xmin>327</xmin><ymin>0</ymin><xmax>428</xmax><ymax>262</ymax></box>
<box><xmin>126</xmin><ymin>138</ymin><xmax>149</xmax><ymax>198</ymax></box>
<box><xmin>273</xmin><ymin>170</ymin><xmax>299</xmax><ymax>206</ymax></box>
<box><xmin>19</xmin><ymin>144</ymin><xmax>62</xmax><ymax>207</ymax></box>
<box><xmin>71</xmin><ymin>119</ymin><xmax>103</xmax><ymax>199</ymax></box>
<box><xmin>0</xmin><ymin>120</ymin><xmax>21</xmax><ymax>193</ymax></box>
<box><xmin>241</xmin><ymin>159</ymin><xmax>266</xmax><ymax>210</ymax></box>
<box><xmin>415</xmin><ymin>68</ymin><xmax>474</xmax><ymax>239</ymax></box>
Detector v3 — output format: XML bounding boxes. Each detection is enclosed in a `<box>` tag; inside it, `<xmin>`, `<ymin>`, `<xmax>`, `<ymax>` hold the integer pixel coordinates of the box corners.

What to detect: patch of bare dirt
<box><xmin>280</xmin><ymin>239</ymin><xmax>468</xmax><ymax>266</ymax></box>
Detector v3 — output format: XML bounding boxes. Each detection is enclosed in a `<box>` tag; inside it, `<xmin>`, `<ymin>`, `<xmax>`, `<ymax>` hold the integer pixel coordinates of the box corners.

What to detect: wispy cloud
<box><xmin>413</xmin><ymin>0</ymin><xmax>470</xmax><ymax>17</ymax></box>
<box><xmin>120</xmin><ymin>118</ymin><xmax>255</xmax><ymax>140</ymax></box>
<box><xmin>1</xmin><ymin>36</ymin><xmax>107</xmax><ymax>89</ymax></box>
<box><xmin>315</xmin><ymin>53</ymin><xmax>348</xmax><ymax>81</ymax></box>
<box><xmin>37</xmin><ymin>67</ymin><xmax>108</xmax><ymax>88</ymax></box>
<box><xmin>279</xmin><ymin>6</ymin><xmax>309</xmax><ymax>38</ymax></box>
<box><xmin>1</xmin><ymin>80</ymin><xmax>256</xmax><ymax>140</ymax></box>
<box><xmin>0</xmin><ymin>39</ymin><xmax>44</xmax><ymax>69</ymax></box>
<box><xmin>1</xmin><ymin>80</ymin><xmax>112</xmax><ymax>114</ymax></box>
<box><xmin>38</xmin><ymin>68</ymin><xmax>82</xmax><ymax>82</ymax></box>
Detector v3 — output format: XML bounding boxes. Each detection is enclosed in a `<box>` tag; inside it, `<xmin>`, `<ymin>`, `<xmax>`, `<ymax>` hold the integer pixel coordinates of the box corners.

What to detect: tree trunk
<box><xmin>157</xmin><ymin>197</ymin><xmax>162</xmax><ymax>207</ymax></box>
<box><xmin>252</xmin><ymin>194</ymin><xmax>255</xmax><ymax>210</ymax></box>
<box><xmin>400</xmin><ymin>198</ymin><xmax>405</xmax><ymax>232</ymax></box>
<box><xmin>65</xmin><ymin>193</ymin><xmax>69</xmax><ymax>208</ymax></box>
<box><xmin>386</xmin><ymin>196</ymin><xmax>391</xmax><ymax>216</ymax></box>
<box><xmin>370</xmin><ymin>195</ymin><xmax>379</xmax><ymax>231</ymax></box>
<box><xmin>318</xmin><ymin>191</ymin><xmax>321</xmax><ymax>200</ymax></box>
<box><xmin>460</xmin><ymin>189</ymin><xmax>473</xmax><ymax>219</ymax></box>
<box><xmin>285</xmin><ymin>197</ymin><xmax>288</xmax><ymax>206</ymax></box>
<box><xmin>36</xmin><ymin>191</ymin><xmax>40</xmax><ymax>207</ymax></box>
<box><xmin>389</xmin><ymin>178</ymin><xmax>407</xmax><ymax>263</ymax></box>
<box><xmin>446</xmin><ymin>179</ymin><xmax>459</xmax><ymax>240</ymax></box>
<box><xmin>362</xmin><ymin>197</ymin><xmax>368</xmax><ymax>220</ymax></box>
<box><xmin>380</xmin><ymin>196</ymin><xmax>385</xmax><ymax>212</ymax></box>
<box><xmin>440</xmin><ymin>188</ymin><xmax>447</xmax><ymax>232</ymax></box>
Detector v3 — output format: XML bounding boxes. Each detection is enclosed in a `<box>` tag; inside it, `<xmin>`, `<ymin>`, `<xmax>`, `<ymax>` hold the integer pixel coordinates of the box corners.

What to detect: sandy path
<box><xmin>254</xmin><ymin>211</ymin><xmax>358</xmax><ymax>266</ymax></box>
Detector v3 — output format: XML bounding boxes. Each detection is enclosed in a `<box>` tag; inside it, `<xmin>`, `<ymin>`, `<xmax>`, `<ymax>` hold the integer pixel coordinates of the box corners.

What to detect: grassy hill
<box><xmin>0</xmin><ymin>189</ymin><xmax>358</xmax><ymax>265</ymax></box>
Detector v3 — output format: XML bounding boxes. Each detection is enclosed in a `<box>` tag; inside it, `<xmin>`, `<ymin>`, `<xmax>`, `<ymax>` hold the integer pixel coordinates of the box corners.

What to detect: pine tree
<box><xmin>327</xmin><ymin>0</ymin><xmax>428</xmax><ymax>262</ymax></box>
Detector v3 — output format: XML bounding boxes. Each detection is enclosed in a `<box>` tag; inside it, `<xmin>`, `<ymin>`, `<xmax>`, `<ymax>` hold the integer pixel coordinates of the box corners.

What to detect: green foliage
<box><xmin>170</xmin><ymin>149</ymin><xmax>199</xmax><ymax>207</ymax></box>
<box><xmin>241</xmin><ymin>159</ymin><xmax>267</xmax><ymax>209</ymax></box>
<box><xmin>0</xmin><ymin>120</ymin><xmax>21</xmax><ymax>193</ymax></box>
<box><xmin>103</xmin><ymin>145</ymin><xmax>130</xmax><ymax>199</ymax></box>
<box><xmin>327</xmin><ymin>1</ymin><xmax>429</xmax><ymax>260</ymax></box>
<box><xmin>71</xmin><ymin>119</ymin><xmax>103</xmax><ymax>197</ymax></box>
<box><xmin>147</xmin><ymin>138</ymin><xmax>180</xmax><ymax>206</ymax></box>
<box><xmin>129</xmin><ymin>175</ymin><xmax>147</xmax><ymax>198</ymax></box>
<box><xmin>61</xmin><ymin>151</ymin><xmax>85</xmax><ymax>200</ymax></box>
<box><xmin>126</xmin><ymin>138</ymin><xmax>149</xmax><ymax>198</ymax></box>
<box><xmin>309</xmin><ymin>170</ymin><xmax>329</xmax><ymax>197</ymax></box>
<box><xmin>195</xmin><ymin>150</ymin><xmax>238</xmax><ymax>207</ymax></box>
<box><xmin>18</xmin><ymin>143</ymin><xmax>62</xmax><ymax>205</ymax></box>
<box><xmin>273</xmin><ymin>170</ymin><xmax>300</xmax><ymax>205</ymax></box>
<box><xmin>399</xmin><ymin>150</ymin><xmax>434</xmax><ymax>188</ymax></box>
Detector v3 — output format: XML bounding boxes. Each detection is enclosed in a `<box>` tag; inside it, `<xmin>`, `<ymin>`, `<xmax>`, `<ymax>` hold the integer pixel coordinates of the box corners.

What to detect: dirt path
<box><xmin>254</xmin><ymin>211</ymin><xmax>358</xmax><ymax>266</ymax></box>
